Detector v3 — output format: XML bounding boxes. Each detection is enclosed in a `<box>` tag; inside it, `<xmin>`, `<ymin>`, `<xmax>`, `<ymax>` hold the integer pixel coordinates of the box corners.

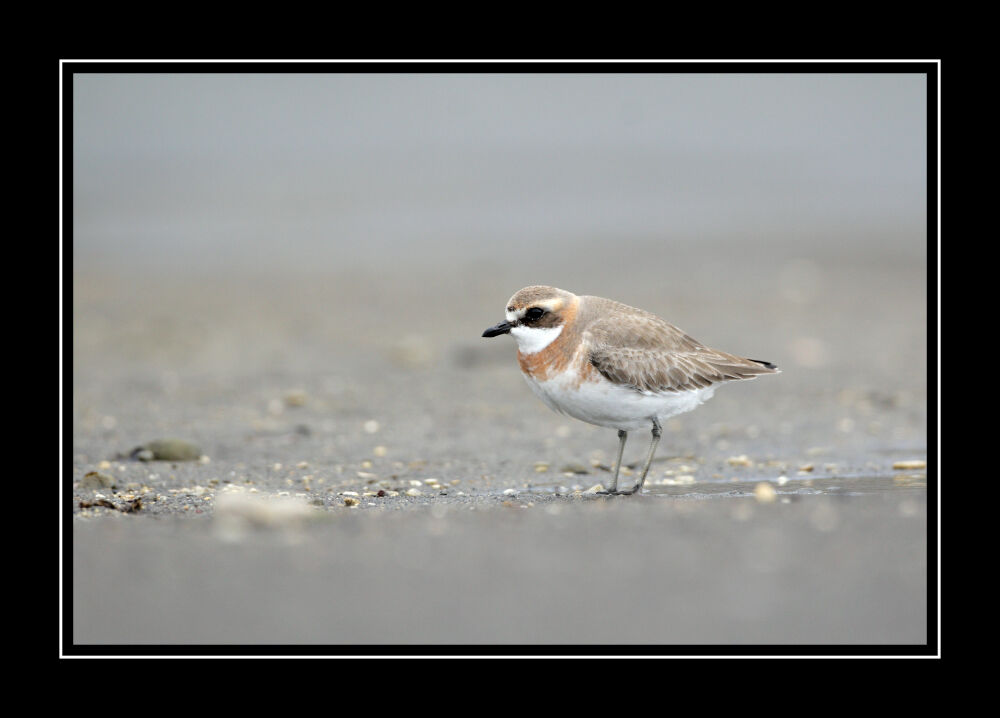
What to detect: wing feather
<box><xmin>583</xmin><ymin>307</ymin><xmax>778</xmax><ymax>394</ymax></box>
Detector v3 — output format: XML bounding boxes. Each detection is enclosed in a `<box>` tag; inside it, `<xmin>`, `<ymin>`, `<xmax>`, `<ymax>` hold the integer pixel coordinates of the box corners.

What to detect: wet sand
<box><xmin>69</xmin><ymin>239</ymin><xmax>930</xmax><ymax>648</ymax></box>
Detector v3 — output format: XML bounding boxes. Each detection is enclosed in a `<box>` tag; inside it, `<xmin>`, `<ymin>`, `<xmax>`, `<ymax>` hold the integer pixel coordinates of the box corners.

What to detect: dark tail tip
<box><xmin>750</xmin><ymin>359</ymin><xmax>778</xmax><ymax>370</ymax></box>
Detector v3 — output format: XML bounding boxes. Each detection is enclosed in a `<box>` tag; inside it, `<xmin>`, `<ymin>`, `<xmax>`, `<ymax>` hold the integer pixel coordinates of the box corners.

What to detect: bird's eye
<box><xmin>525</xmin><ymin>307</ymin><xmax>545</xmax><ymax>321</ymax></box>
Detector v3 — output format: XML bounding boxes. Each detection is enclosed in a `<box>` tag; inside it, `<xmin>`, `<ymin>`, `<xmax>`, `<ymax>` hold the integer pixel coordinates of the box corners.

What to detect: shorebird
<box><xmin>482</xmin><ymin>286</ymin><xmax>779</xmax><ymax>495</ymax></box>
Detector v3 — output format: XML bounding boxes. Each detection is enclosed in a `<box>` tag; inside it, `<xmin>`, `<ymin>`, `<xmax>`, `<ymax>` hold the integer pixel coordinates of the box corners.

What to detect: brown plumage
<box><xmin>580</xmin><ymin>295</ymin><xmax>777</xmax><ymax>394</ymax></box>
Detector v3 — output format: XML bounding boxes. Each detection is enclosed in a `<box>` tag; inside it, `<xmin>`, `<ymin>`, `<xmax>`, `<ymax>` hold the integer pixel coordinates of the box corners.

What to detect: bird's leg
<box><xmin>620</xmin><ymin>418</ymin><xmax>661</xmax><ymax>495</ymax></box>
<box><xmin>599</xmin><ymin>429</ymin><xmax>628</xmax><ymax>494</ymax></box>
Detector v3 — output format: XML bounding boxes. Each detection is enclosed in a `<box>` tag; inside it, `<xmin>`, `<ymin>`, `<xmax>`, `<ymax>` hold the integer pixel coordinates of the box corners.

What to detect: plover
<box><xmin>482</xmin><ymin>286</ymin><xmax>779</xmax><ymax>495</ymax></box>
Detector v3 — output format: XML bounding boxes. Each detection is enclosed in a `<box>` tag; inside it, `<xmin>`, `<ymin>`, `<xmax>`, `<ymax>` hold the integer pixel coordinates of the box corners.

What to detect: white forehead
<box><xmin>505</xmin><ymin>296</ymin><xmax>564</xmax><ymax>322</ymax></box>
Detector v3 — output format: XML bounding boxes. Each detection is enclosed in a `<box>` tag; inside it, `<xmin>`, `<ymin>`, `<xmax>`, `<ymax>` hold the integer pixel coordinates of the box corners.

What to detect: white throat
<box><xmin>510</xmin><ymin>325</ymin><xmax>563</xmax><ymax>355</ymax></box>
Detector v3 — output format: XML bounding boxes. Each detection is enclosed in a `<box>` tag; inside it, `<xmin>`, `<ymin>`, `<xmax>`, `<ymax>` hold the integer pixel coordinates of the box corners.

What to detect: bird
<box><xmin>482</xmin><ymin>286</ymin><xmax>779</xmax><ymax>495</ymax></box>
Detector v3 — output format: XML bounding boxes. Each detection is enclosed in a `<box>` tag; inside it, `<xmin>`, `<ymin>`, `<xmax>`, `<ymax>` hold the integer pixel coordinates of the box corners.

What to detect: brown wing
<box><xmin>582</xmin><ymin>303</ymin><xmax>778</xmax><ymax>394</ymax></box>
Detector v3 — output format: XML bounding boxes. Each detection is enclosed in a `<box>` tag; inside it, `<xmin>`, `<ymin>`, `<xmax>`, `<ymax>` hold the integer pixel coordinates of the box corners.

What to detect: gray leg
<box><xmin>600</xmin><ymin>429</ymin><xmax>628</xmax><ymax>494</ymax></box>
<box><xmin>620</xmin><ymin>418</ymin><xmax>661</xmax><ymax>495</ymax></box>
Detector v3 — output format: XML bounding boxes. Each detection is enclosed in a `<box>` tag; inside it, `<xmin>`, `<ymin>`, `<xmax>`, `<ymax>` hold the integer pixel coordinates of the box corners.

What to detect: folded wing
<box><xmin>584</xmin><ymin>311</ymin><xmax>779</xmax><ymax>394</ymax></box>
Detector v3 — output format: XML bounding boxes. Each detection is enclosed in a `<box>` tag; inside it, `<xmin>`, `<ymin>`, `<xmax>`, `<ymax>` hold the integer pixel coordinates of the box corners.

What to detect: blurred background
<box><xmin>71</xmin><ymin>70</ymin><xmax>930</xmax><ymax>646</ymax></box>
<box><xmin>74</xmin><ymin>71</ymin><xmax>927</xmax><ymax>390</ymax></box>
<box><xmin>74</xmin><ymin>73</ymin><xmax>925</xmax><ymax>271</ymax></box>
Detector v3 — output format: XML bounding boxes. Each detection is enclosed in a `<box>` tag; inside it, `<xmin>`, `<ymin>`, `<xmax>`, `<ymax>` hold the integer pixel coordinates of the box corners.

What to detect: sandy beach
<box><xmin>70</xmin><ymin>239</ymin><xmax>929</xmax><ymax>647</ymax></box>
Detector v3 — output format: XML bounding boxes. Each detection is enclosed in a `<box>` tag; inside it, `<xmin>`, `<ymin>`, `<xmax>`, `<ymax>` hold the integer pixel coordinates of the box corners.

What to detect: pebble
<box><xmin>753</xmin><ymin>482</ymin><xmax>777</xmax><ymax>503</ymax></box>
<box><xmin>373</xmin><ymin>445</ymin><xmax>388</xmax><ymax>457</ymax></box>
<box><xmin>213</xmin><ymin>493</ymin><xmax>315</xmax><ymax>537</ymax></box>
<box><xmin>343</xmin><ymin>497</ymin><xmax>360</xmax><ymax>507</ymax></box>
<box><xmin>283</xmin><ymin>390</ymin><xmax>308</xmax><ymax>407</ymax></box>
<box><xmin>405</xmin><ymin>488</ymin><xmax>422</xmax><ymax>497</ymax></box>
<box><xmin>728</xmin><ymin>455</ymin><xmax>753</xmax><ymax>467</ymax></box>
<box><xmin>363</xmin><ymin>420</ymin><xmax>380</xmax><ymax>434</ymax></box>
<box><xmin>534</xmin><ymin>462</ymin><xmax>549</xmax><ymax>473</ymax></box>
<box><xmin>80</xmin><ymin>471</ymin><xmax>115</xmax><ymax>490</ymax></box>
<box><xmin>503</xmin><ymin>488</ymin><xmax>518</xmax><ymax>495</ymax></box>
<box><xmin>798</xmin><ymin>463</ymin><xmax>814</xmax><ymax>473</ymax></box>
<box><xmin>583</xmin><ymin>484</ymin><xmax>605</xmax><ymax>494</ymax></box>
<box><xmin>893</xmin><ymin>460</ymin><xmax>926</xmax><ymax>470</ymax></box>
<box><xmin>132</xmin><ymin>439</ymin><xmax>202</xmax><ymax>462</ymax></box>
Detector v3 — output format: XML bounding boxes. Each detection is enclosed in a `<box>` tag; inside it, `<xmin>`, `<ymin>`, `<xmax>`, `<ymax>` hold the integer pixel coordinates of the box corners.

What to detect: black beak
<box><xmin>482</xmin><ymin>321</ymin><xmax>512</xmax><ymax>338</ymax></box>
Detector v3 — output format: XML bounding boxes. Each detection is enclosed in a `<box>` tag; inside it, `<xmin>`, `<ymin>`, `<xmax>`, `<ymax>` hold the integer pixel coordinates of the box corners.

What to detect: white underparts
<box><xmin>510</xmin><ymin>325</ymin><xmax>563</xmax><ymax>355</ymax></box>
<box><xmin>524</xmin><ymin>367</ymin><xmax>718</xmax><ymax>431</ymax></box>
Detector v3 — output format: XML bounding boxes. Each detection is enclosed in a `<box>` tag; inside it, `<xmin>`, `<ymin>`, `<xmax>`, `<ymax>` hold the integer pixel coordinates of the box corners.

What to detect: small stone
<box><xmin>798</xmin><ymin>463</ymin><xmax>814</xmax><ymax>472</ymax></box>
<box><xmin>341</xmin><ymin>491</ymin><xmax>359</xmax><ymax>497</ymax></box>
<box><xmin>132</xmin><ymin>439</ymin><xmax>202</xmax><ymax>462</ymax></box>
<box><xmin>583</xmin><ymin>484</ymin><xmax>606</xmax><ymax>494</ymax></box>
<box><xmin>893</xmin><ymin>460</ymin><xmax>926</xmax><ymax>470</ymax></box>
<box><xmin>80</xmin><ymin>471</ymin><xmax>115</xmax><ymax>490</ymax></box>
<box><xmin>776</xmin><ymin>475</ymin><xmax>789</xmax><ymax>486</ymax></box>
<box><xmin>283</xmin><ymin>390</ymin><xmax>308</xmax><ymax>407</ymax></box>
<box><xmin>405</xmin><ymin>488</ymin><xmax>422</xmax><ymax>497</ymax></box>
<box><xmin>534</xmin><ymin>462</ymin><xmax>549</xmax><ymax>473</ymax></box>
<box><xmin>503</xmin><ymin>488</ymin><xmax>518</xmax><ymax>495</ymax></box>
<box><xmin>343</xmin><ymin>497</ymin><xmax>360</xmax><ymax>507</ymax></box>
<box><xmin>296</xmin><ymin>461</ymin><xmax>309</xmax><ymax>469</ymax></box>
<box><xmin>363</xmin><ymin>420</ymin><xmax>380</xmax><ymax>434</ymax></box>
<box><xmin>753</xmin><ymin>482</ymin><xmax>777</xmax><ymax>503</ymax></box>
<box><xmin>373</xmin><ymin>445</ymin><xmax>388</xmax><ymax>457</ymax></box>
<box><xmin>727</xmin><ymin>455</ymin><xmax>753</xmax><ymax>467</ymax></box>
<box><xmin>559</xmin><ymin>463</ymin><xmax>590</xmax><ymax>475</ymax></box>
<box><xmin>97</xmin><ymin>460</ymin><xmax>112</xmax><ymax>470</ymax></box>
